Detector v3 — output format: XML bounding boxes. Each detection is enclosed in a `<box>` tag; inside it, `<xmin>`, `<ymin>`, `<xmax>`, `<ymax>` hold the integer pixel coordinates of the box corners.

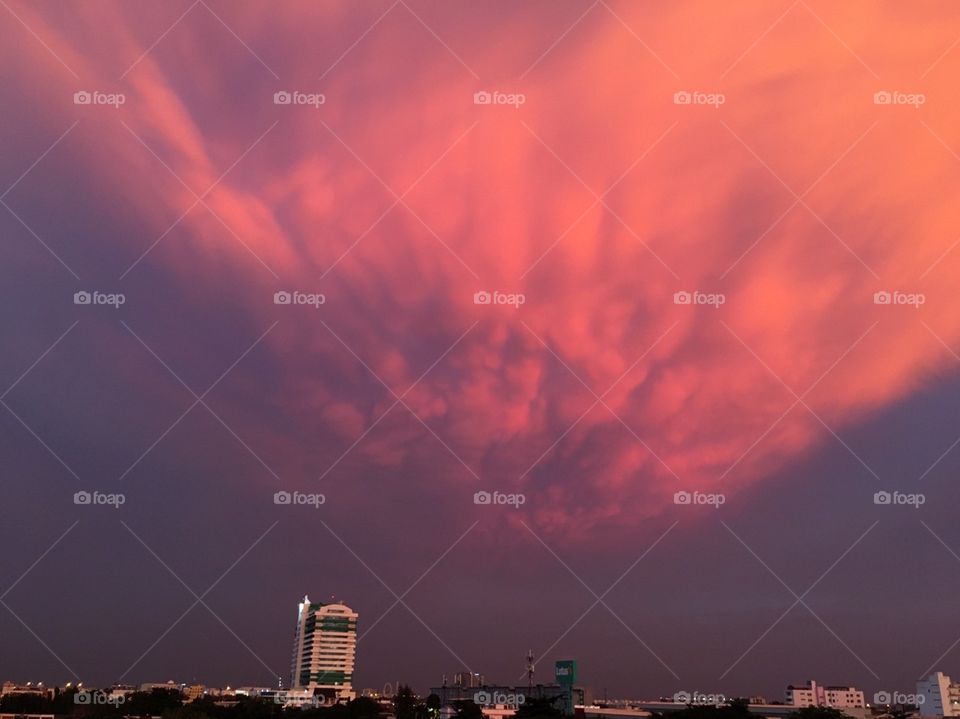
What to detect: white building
<box><xmin>917</xmin><ymin>672</ymin><xmax>960</xmax><ymax>716</ymax></box>
<box><xmin>786</xmin><ymin>681</ymin><xmax>865</xmax><ymax>709</ymax></box>
<box><xmin>290</xmin><ymin>596</ymin><xmax>358</xmax><ymax>703</ymax></box>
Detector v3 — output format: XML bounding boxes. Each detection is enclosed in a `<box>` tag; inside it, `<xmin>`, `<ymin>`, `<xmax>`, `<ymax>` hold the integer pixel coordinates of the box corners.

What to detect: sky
<box><xmin>2</xmin><ymin>0</ymin><xmax>960</xmax><ymax>703</ymax></box>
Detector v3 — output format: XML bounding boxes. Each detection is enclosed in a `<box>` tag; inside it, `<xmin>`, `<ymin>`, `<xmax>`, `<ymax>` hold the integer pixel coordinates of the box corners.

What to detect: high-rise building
<box><xmin>917</xmin><ymin>672</ymin><xmax>960</xmax><ymax>716</ymax></box>
<box><xmin>290</xmin><ymin>596</ymin><xmax>358</xmax><ymax>703</ymax></box>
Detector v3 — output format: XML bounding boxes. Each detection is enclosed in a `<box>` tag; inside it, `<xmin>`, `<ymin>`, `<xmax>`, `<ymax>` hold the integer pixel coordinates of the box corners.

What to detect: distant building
<box><xmin>432</xmin><ymin>662</ymin><xmax>584</xmax><ymax>718</ymax></box>
<box><xmin>108</xmin><ymin>685</ymin><xmax>137</xmax><ymax>703</ymax></box>
<box><xmin>454</xmin><ymin>673</ymin><xmax>486</xmax><ymax>689</ymax></box>
<box><xmin>431</xmin><ymin>684</ymin><xmax>576</xmax><ymax>717</ymax></box>
<box><xmin>183</xmin><ymin>685</ymin><xmax>206</xmax><ymax>702</ymax></box>
<box><xmin>139</xmin><ymin>681</ymin><xmax>181</xmax><ymax>693</ymax></box>
<box><xmin>917</xmin><ymin>672</ymin><xmax>960</xmax><ymax>716</ymax></box>
<box><xmin>0</xmin><ymin>683</ymin><xmax>49</xmax><ymax>699</ymax></box>
<box><xmin>785</xmin><ymin>681</ymin><xmax>864</xmax><ymax>709</ymax></box>
<box><xmin>290</xmin><ymin>595</ymin><xmax>358</xmax><ymax>703</ymax></box>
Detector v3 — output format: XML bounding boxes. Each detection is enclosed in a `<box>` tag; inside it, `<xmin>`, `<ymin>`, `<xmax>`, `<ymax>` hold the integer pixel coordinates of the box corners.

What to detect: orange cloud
<box><xmin>4</xmin><ymin>0</ymin><xmax>960</xmax><ymax>540</ymax></box>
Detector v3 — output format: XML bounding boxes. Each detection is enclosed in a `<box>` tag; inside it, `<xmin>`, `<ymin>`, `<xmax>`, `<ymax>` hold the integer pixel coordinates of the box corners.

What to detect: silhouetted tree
<box><xmin>514</xmin><ymin>696</ymin><xmax>563</xmax><ymax>719</ymax></box>
<box><xmin>787</xmin><ymin>707</ymin><xmax>850</xmax><ymax>719</ymax></box>
<box><xmin>394</xmin><ymin>685</ymin><xmax>421</xmax><ymax>719</ymax></box>
<box><xmin>126</xmin><ymin>688</ymin><xmax>185</xmax><ymax>717</ymax></box>
<box><xmin>348</xmin><ymin>696</ymin><xmax>383</xmax><ymax>719</ymax></box>
<box><xmin>452</xmin><ymin>700</ymin><xmax>484</xmax><ymax>719</ymax></box>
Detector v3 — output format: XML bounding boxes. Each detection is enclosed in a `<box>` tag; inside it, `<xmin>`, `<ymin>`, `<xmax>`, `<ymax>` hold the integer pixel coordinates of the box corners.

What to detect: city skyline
<box><xmin>3</xmin><ymin>0</ymin><xmax>960</xmax><ymax>706</ymax></box>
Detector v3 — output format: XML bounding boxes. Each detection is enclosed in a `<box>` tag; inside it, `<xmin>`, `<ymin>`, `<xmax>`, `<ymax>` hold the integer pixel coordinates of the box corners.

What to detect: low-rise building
<box><xmin>785</xmin><ymin>680</ymin><xmax>865</xmax><ymax>709</ymax></box>
<box><xmin>0</xmin><ymin>683</ymin><xmax>50</xmax><ymax>699</ymax></box>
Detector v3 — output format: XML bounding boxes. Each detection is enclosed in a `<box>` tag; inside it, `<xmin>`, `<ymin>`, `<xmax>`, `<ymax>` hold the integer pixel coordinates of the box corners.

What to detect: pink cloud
<box><xmin>5</xmin><ymin>0</ymin><xmax>960</xmax><ymax>540</ymax></box>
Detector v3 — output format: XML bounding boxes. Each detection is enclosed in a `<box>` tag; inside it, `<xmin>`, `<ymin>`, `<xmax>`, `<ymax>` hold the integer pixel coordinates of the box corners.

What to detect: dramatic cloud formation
<box><xmin>3</xmin><ymin>0</ymin><xmax>960</xmax><ymax>544</ymax></box>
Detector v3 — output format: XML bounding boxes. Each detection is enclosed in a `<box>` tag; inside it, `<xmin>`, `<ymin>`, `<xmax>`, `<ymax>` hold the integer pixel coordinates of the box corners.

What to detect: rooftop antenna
<box><xmin>526</xmin><ymin>650</ymin><xmax>535</xmax><ymax>691</ymax></box>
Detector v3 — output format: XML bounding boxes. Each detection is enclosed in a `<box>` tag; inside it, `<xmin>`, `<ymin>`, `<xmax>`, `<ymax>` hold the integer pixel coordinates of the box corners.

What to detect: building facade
<box><xmin>917</xmin><ymin>672</ymin><xmax>960</xmax><ymax>717</ymax></box>
<box><xmin>785</xmin><ymin>680</ymin><xmax>865</xmax><ymax>709</ymax></box>
<box><xmin>290</xmin><ymin>596</ymin><xmax>358</xmax><ymax>703</ymax></box>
